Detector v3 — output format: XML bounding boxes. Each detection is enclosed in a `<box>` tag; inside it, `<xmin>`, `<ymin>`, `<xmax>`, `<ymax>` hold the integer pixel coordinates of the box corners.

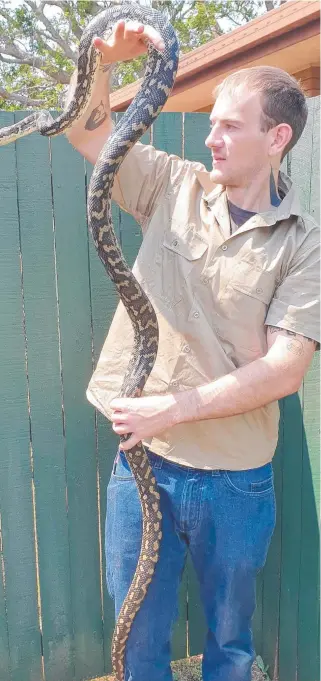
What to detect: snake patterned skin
<box><xmin>0</xmin><ymin>5</ymin><xmax>179</xmax><ymax>680</ymax></box>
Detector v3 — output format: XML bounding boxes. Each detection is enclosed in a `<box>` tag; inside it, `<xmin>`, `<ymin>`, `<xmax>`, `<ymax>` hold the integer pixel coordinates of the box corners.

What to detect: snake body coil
<box><xmin>0</xmin><ymin>5</ymin><xmax>179</xmax><ymax>680</ymax></box>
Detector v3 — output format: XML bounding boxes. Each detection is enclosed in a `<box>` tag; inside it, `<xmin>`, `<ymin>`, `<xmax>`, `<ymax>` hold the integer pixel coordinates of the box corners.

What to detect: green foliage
<box><xmin>256</xmin><ymin>655</ymin><xmax>271</xmax><ymax>680</ymax></box>
<box><xmin>0</xmin><ymin>0</ymin><xmax>271</xmax><ymax>110</ymax></box>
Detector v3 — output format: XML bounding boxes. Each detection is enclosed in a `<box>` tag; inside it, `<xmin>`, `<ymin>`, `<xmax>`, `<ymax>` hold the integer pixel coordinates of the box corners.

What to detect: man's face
<box><xmin>205</xmin><ymin>87</ymin><xmax>272</xmax><ymax>187</ymax></box>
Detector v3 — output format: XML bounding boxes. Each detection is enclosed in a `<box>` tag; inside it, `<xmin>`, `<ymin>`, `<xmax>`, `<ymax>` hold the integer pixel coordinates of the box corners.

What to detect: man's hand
<box><xmin>110</xmin><ymin>328</ymin><xmax>317</xmax><ymax>451</ymax></box>
<box><xmin>110</xmin><ymin>393</ymin><xmax>179</xmax><ymax>451</ymax></box>
<box><xmin>94</xmin><ymin>20</ymin><xmax>165</xmax><ymax>64</ymax></box>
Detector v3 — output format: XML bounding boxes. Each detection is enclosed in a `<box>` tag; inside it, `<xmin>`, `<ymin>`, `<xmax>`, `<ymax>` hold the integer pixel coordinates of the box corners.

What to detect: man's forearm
<box><xmin>109</xmin><ymin>332</ymin><xmax>315</xmax><ymax>451</ymax></box>
<box><xmin>65</xmin><ymin>64</ymin><xmax>114</xmax><ymax>163</ymax></box>
<box><xmin>174</xmin><ymin>354</ymin><xmax>300</xmax><ymax>426</ymax></box>
<box><xmin>110</xmin><ymin>354</ymin><xmax>299</xmax><ymax>451</ymax></box>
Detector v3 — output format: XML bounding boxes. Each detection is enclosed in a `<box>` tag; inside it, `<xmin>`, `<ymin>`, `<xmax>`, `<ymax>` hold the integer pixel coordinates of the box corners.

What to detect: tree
<box><xmin>0</xmin><ymin>0</ymin><xmax>287</xmax><ymax>110</ymax></box>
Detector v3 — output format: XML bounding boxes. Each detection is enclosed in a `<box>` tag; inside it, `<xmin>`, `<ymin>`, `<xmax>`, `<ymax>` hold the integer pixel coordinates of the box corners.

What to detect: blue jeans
<box><xmin>106</xmin><ymin>448</ymin><xmax>276</xmax><ymax>681</ymax></box>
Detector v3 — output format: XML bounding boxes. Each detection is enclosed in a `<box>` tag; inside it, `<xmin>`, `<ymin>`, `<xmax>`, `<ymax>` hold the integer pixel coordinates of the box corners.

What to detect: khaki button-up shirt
<box><xmin>87</xmin><ymin>142</ymin><xmax>320</xmax><ymax>470</ymax></box>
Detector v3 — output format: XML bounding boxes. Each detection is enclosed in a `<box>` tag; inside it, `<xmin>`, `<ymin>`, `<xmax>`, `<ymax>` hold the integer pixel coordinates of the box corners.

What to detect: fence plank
<box><xmin>184</xmin><ymin>112</ymin><xmax>212</xmax><ymax>169</ymax></box>
<box><xmin>153</xmin><ymin>111</ymin><xmax>183</xmax><ymax>157</ymax></box>
<box><xmin>278</xmin><ymin>392</ymin><xmax>304</xmax><ymax>681</ymax></box>
<box><xmin>261</xmin><ymin>402</ymin><xmax>284</xmax><ymax>679</ymax></box>
<box><xmin>50</xmin><ymin>133</ymin><xmax>104</xmax><ymax>680</ymax></box>
<box><xmin>0</xmin><ymin>523</ymin><xmax>10</xmax><ymax>681</ymax></box>
<box><xmin>0</xmin><ymin>112</ymin><xmax>43</xmax><ymax>681</ymax></box>
<box><xmin>187</xmin><ymin>557</ymin><xmax>206</xmax><ymax>658</ymax></box>
<box><xmin>289</xmin><ymin>95</ymin><xmax>315</xmax><ymax>211</ymax></box>
<box><xmin>277</xmin><ymin>96</ymin><xmax>317</xmax><ymax>681</ymax></box>
<box><xmin>308</xmin><ymin>97</ymin><xmax>320</xmax><ymax>223</ymax></box>
<box><xmin>297</xmin><ymin>96</ymin><xmax>320</xmax><ymax>681</ymax></box>
<box><xmin>14</xmin><ymin>112</ymin><xmax>74</xmax><ymax>681</ymax></box>
<box><xmin>0</xmin><ymin>116</ymin><xmax>15</xmax><ymax>681</ymax></box>
<box><xmin>298</xmin><ymin>355</ymin><xmax>320</xmax><ymax>681</ymax></box>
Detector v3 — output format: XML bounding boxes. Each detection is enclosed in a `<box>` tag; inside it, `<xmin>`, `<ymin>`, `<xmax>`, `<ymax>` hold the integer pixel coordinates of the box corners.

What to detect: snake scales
<box><xmin>0</xmin><ymin>5</ymin><xmax>179</xmax><ymax>680</ymax></box>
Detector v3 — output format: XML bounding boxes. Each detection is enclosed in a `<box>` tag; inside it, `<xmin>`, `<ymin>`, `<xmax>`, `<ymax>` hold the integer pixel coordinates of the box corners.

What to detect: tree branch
<box><xmin>0</xmin><ymin>7</ymin><xmax>11</xmax><ymax>21</ymax></box>
<box><xmin>219</xmin><ymin>12</ymin><xmax>243</xmax><ymax>27</ymax></box>
<box><xmin>33</xmin><ymin>26</ymin><xmax>72</xmax><ymax>61</ymax></box>
<box><xmin>0</xmin><ymin>54</ymin><xmax>24</xmax><ymax>65</ymax></box>
<box><xmin>179</xmin><ymin>4</ymin><xmax>194</xmax><ymax>20</ymax></box>
<box><xmin>40</xmin><ymin>0</ymin><xmax>83</xmax><ymax>40</ymax></box>
<box><xmin>0</xmin><ymin>50</ymin><xmax>70</xmax><ymax>83</ymax></box>
<box><xmin>89</xmin><ymin>1</ymin><xmax>108</xmax><ymax>14</ymax></box>
<box><xmin>59</xmin><ymin>1</ymin><xmax>83</xmax><ymax>40</ymax></box>
<box><xmin>265</xmin><ymin>0</ymin><xmax>285</xmax><ymax>9</ymax></box>
<box><xmin>0</xmin><ymin>40</ymin><xmax>28</xmax><ymax>61</ymax></box>
<box><xmin>25</xmin><ymin>0</ymin><xmax>77</xmax><ymax>61</ymax></box>
<box><xmin>0</xmin><ymin>85</ymin><xmax>43</xmax><ymax>106</ymax></box>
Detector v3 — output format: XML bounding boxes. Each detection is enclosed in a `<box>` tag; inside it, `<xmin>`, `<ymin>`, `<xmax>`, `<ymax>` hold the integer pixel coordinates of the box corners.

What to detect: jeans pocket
<box><xmin>112</xmin><ymin>448</ymin><xmax>163</xmax><ymax>480</ymax></box>
<box><xmin>223</xmin><ymin>462</ymin><xmax>274</xmax><ymax>496</ymax></box>
<box><xmin>112</xmin><ymin>449</ymin><xmax>134</xmax><ymax>480</ymax></box>
<box><xmin>106</xmin><ymin>558</ymin><xmax>115</xmax><ymax>600</ymax></box>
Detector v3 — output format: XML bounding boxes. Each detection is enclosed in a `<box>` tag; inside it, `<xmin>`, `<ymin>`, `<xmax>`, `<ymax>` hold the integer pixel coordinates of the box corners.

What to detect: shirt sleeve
<box><xmin>112</xmin><ymin>141</ymin><xmax>185</xmax><ymax>230</ymax></box>
<box><xmin>265</xmin><ymin>233</ymin><xmax>320</xmax><ymax>344</ymax></box>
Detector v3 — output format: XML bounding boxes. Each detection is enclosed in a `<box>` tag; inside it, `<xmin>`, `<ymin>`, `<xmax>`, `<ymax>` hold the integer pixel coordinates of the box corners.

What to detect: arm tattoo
<box><xmin>286</xmin><ymin>339</ymin><xmax>304</xmax><ymax>356</ymax></box>
<box><xmin>85</xmin><ymin>100</ymin><xmax>108</xmax><ymax>130</ymax></box>
<box><xmin>268</xmin><ymin>326</ymin><xmax>317</xmax><ymax>348</ymax></box>
<box><xmin>100</xmin><ymin>63</ymin><xmax>113</xmax><ymax>73</ymax></box>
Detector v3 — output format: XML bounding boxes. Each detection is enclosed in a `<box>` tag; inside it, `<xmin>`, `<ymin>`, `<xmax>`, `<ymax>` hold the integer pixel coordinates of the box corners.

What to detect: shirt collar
<box><xmin>195</xmin><ymin>168</ymin><xmax>304</xmax><ymax>229</ymax></box>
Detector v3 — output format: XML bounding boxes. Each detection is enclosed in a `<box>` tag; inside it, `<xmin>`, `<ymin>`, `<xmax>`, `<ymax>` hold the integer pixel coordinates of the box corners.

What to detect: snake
<box><xmin>0</xmin><ymin>4</ymin><xmax>179</xmax><ymax>680</ymax></box>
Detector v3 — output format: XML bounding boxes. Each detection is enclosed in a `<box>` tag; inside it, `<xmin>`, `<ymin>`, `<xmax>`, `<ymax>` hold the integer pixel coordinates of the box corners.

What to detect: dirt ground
<box><xmin>95</xmin><ymin>654</ymin><xmax>269</xmax><ymax>680</ymax></box>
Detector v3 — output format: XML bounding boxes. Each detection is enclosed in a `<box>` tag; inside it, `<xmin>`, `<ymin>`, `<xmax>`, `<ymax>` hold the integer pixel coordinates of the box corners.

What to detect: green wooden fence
<box><xmin>0</xmin><ymin>99</ymin><xmax>319</xmax><ymax>681</ymax></box>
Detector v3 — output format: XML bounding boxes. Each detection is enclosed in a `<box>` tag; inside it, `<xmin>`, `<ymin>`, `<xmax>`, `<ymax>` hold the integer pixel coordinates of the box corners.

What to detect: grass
<box><xmin>93</xmin><ymin>654</ymin><xmax>271</xmax><ymax>680</ymax></box>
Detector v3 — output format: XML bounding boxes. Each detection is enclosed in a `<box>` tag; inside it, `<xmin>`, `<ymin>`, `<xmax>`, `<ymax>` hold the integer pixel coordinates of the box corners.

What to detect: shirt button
<box><xmin>172</xmin><ymin>239</ymin><xmax>178</xmax><ymax>247</ymax></box>
<box><xmin>256</xmin><ymin>287</ymin><xmax>263</xmax><ymax>294</ymax></box>
<box><xmin>202</xmin><ymin>276</ymin><xmax>209</xmax><ymax>284</ymax></box>
<box><xmin>222</xmin><ymin>245</ymin><xmax>228</xmax><ymax>251</ymax></box>
<box><xmin>193</xmin><ymin>311</ymin><xmax>200</xmax><ymax>318</ymax></box>
<box><xmin>183</xmin><ymin>345</ymin><xmax>191</xmax><ymax>353</ymax></box>
<box><xmin>171</xmin><ymin>380</ymin><xmax>179</xmax><ymax>388</ymax></box>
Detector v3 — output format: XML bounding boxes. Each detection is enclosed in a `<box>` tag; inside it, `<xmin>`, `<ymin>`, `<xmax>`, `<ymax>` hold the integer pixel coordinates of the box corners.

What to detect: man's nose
<box><xmin>205</xmin><ymin>128</ymin><xmax>224</xmax><ymax>149</ymax></box>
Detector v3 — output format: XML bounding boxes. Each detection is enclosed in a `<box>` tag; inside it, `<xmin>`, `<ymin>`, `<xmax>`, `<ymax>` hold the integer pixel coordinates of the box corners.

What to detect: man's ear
<box><xmin>268</xmin><ymin>123</ymin><xmax>292</xmax><ymax>159</ymax></box>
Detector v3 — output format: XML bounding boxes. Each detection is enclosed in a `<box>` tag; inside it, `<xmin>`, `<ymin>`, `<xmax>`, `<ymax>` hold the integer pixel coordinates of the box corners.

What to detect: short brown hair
<box><xmin>214</xmin><ymin>66</ymin><xmax>308</xmax><ymax>160</ymax></box>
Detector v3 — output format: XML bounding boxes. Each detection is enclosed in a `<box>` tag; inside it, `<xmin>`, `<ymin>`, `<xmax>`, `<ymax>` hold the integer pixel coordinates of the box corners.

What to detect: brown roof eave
<box><xmin>173</xmin><ymin>17</ymin><xmax>320</xmax><ymax>99</ymax></box>
<box><xmin>110</xmin><ymin>0</ymin><xmax>320</xmax><ymax>112</ymax></box>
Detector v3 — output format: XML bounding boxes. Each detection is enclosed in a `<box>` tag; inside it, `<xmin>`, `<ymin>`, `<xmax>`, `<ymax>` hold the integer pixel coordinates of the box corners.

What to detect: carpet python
<box><xmin>0</xmin><ymin>4</ymin><xmax>179</xmax><ymax>680</ymax></box>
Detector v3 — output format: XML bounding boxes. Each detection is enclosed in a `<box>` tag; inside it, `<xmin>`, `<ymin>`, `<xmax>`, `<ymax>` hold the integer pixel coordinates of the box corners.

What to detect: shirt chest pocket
<box><xmin>216</xmin><ymin>257</ymin><xmax>278</xmax><ymax>356</ymax></box>
<box><xmin>163</xmin><ymin>225</ymin><xmax>208</xmax><ymax>268</ymax></box>
<box><xmin>222</xmin><ymin>257</ymin><xmax>276</xmax><ymax>306</ymax></box>
<box><xmin>148</xmin><ymin>225</ymin><xmax>209</xmax><ymax>317</ymax></box>
<box><xmin>137</xmin><ymin>225</ymin><xmax>208</xmax><ymax>319</ymax></box>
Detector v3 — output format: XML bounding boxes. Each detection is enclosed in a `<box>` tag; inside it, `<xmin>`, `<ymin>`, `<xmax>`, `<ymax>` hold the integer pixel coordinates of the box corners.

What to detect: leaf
<box><xmin>256</xmin><ymin>655</ymin><xmax>270</xmax><ymax>677</ymax></box>
<box><xmin>256</xmin><ymin>655</ymin><xmax>265</xmax><ymax>671</ymax></box>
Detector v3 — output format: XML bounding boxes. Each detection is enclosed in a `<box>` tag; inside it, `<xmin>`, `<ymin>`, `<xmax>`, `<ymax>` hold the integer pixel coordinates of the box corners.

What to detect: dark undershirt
<box><xmin>227</xmin><ymin>178</ymin><xmax>284</xmax><ymax>230</ymax></box>
<box><xmin>227</xmin><ymin>199</ymin><xmax>256</xmax><ymax>228</ymax></box>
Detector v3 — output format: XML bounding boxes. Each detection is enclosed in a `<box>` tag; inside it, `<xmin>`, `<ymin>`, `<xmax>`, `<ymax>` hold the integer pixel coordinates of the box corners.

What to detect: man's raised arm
<box><xmin>65</xmin><ymin>20</ymin><xmax>165</xmax><ymax>165</ymax></box>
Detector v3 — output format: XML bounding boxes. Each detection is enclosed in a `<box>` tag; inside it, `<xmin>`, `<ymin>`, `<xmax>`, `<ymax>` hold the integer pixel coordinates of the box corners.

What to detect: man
<box><xmin>66</xmin><ymin>20</ymin><xmax>320</xmax><ymax>681</ymax></box>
